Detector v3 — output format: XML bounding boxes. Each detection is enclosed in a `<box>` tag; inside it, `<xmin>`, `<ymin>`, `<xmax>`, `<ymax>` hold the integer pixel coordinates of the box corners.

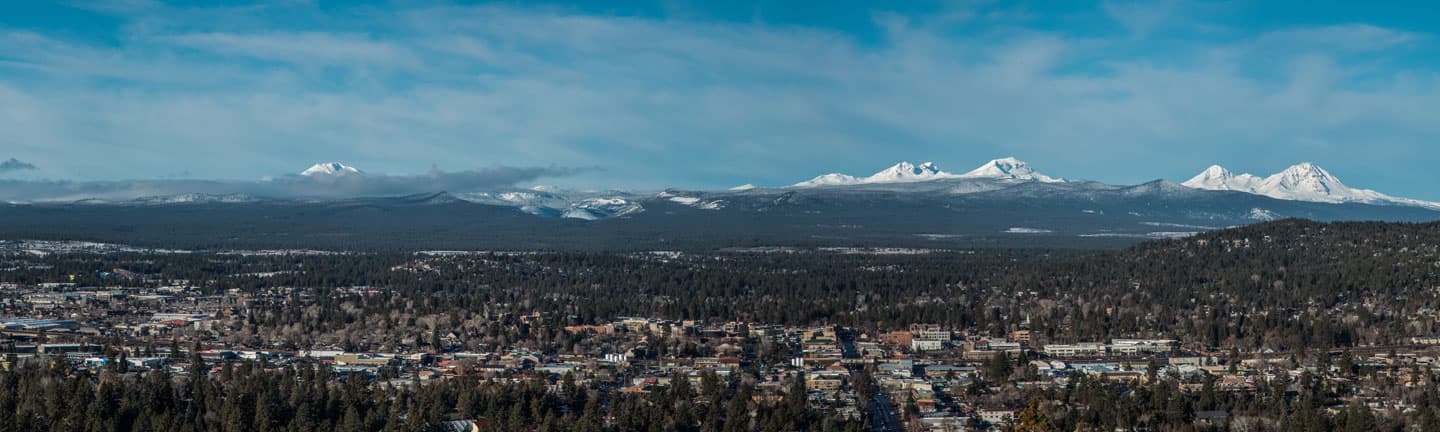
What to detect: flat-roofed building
<box><xmin>1043</xmin><ymin>342</ymin><xmax>1106</xmax><ymax>357</ymax></box>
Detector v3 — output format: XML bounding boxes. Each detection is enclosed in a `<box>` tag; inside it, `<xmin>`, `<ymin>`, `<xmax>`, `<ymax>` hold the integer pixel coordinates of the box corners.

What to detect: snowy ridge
<box><xmin>1183</xmin><ymin>163</ymin><xmax>1440</xmax><ymax>210</ymax></box>
<box><xmin>562</xmin><ymin>198</ymin><xmax>644</xmax><ymax>220</ymax></box>
<box><xmin>133</xmin><ymin>193</ymin><xmax>261</xmax><ymax>204</ymax></box>
<box><xmin>456</xmin><ymin>187</ymin><xmax>728</xmax><ymax>220</ymax></box>
<box><xmin>457</xmin><ymin>187</ymin><xmax>648</xmax><ymax>219</ymax></box>
<box><xmin>1248</xmin><ymin>208</ymin><xmax>1280</xmax><ymax>221</ymax></box>
<box><xmin>656</xmin><ymin>191</ymin><xmax>727</xmax><ymax>210</ymax></box>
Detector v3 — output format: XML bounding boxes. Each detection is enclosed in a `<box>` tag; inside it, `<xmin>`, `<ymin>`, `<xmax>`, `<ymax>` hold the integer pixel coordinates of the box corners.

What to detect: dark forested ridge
<box><xmin>1005</xmin><ymin>219</ymin><xmax>1440</xmax><ymax>350</ymax></box>
<box><xmin>3</xmin><ymin>184</ymin><xmax>1439</xmax><ymax>251</ymax></box>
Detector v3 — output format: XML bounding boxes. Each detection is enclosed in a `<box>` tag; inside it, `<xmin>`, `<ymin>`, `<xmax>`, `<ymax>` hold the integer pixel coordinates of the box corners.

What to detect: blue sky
<box><xmin>1</xmin><ymin>0</ymin><xmax>1438</xmax><ymax>198</ymax></box>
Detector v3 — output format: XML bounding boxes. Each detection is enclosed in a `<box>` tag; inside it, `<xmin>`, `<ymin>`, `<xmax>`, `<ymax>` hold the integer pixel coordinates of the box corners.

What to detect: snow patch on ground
<box><xmin>1080</xmin><ymin>232</ymin><xmax>1198</xmax><ymax>239</ymax></box>
<box><xmin>1248</xmin><ymin>208</ymin><xmax>1280</xmax><ymax>221</ymax></box>
<box><xmin>1005</xmin><ymin>227</ymin><xmax>1053</xmax><ymax>234</ymax></box>
<box><xmin>1141</xmin><ymin>221</ymin><xmax>1217</xmax><ymax>230</ymax></box>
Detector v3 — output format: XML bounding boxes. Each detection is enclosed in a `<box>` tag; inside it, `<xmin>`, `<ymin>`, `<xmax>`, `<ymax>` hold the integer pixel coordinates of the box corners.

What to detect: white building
<box><xmin>1110</xmin><ymin>339</ymin><xmax>1178</xmax><ymax>355</ymax></box>
<box><xmin>979</xmin><ymin>409</ymin><xmax>1015</xmax><ymax>425</ymax></box>
<box><xmin>1043</xmin><ymin>342</ymin><xmax>1106</xmax><ymax>357</ymax></box>
<box><xmin>916</xmin><ymin>329</ymin><xmax>952</xmax><ymax>341</ymax></box>
<box><xmin>912</xmin><ymin>339</ymin><xmax>944</xmax><ymax>352</ymax></box>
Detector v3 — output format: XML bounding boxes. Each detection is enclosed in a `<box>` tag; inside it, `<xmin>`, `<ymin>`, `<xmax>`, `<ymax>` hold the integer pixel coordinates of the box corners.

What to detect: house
<box><xmin>979</xmin><ymin>409</ymin><xmax>1015</xmax><ymax>425</ymax></box>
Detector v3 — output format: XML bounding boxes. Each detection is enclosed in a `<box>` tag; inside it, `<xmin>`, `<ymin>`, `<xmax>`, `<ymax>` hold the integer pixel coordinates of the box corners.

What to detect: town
<box><xmin>5</xmin><ymin>269</ymin><xmax>1440</xmax><ymax>431</ymax></box>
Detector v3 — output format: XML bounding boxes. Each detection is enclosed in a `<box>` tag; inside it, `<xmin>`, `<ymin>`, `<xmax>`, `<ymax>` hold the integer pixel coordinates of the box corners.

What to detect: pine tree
<box><xmin>723</xmin><ymin>385</ymin><xmax>752</xmax><ymax>432</ymax></box>
<box><xmin>339</xmin><ymin>405</ymin><xmax>365</xmax><ymax>432</ymax></box>
<box><xmin>1015</xmin><ymin>398</ymin><xmax>1051</xmax><ymax>432</ymax></box>
<box><xmin>1343</xmin><ymin>402</ymin><xmax>1373</xmax><ymax>432</ymax></box>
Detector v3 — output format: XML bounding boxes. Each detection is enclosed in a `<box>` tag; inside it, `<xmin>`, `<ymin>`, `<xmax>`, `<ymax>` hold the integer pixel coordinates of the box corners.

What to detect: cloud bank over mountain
<box><xmin>0</xmin><ymin>164</ymin><xmax>583</xmax><ymax>202</ymax></box>
<box><xmin>0</xmin><ymin>158</ymin><xmax>36</xmax><ymax>173</ymax></box>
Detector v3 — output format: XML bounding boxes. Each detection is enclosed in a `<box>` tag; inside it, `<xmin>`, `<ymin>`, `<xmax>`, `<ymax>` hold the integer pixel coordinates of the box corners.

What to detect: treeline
<box><xmin>1012</xmin><ymin>370</ymin><xmax>1440</xmax><ymax>432</ymax></box>
<box><xmin>0</xmin><ymin>352</ymin><xmax>861</xmax><ymax>432</ymax></box>
<box><xmin>7</xmin><ymin>219</ymin><xmax>1440</xmax><ymax>353</ymax></box>
<box><xmin>1006</xmin><ymin>220</ymin><xmax>1440</xmax><ymax>351</ymax></box>
<box><xmin>8</xmin><ymin>349</ymin><xmax>1440</xmax><ymax>432</ymax></box>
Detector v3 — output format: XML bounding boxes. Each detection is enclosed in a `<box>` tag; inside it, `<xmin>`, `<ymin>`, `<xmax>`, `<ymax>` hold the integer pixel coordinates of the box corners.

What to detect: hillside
<box><xmin>1002</xmin><ymin>219</ymin><xmax>1440</xmax><ymax>350</ymax></box>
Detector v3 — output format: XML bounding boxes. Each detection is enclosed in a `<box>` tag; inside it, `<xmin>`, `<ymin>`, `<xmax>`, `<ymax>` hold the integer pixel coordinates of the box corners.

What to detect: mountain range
<box><xmin>787</xmin><ymin>158</ymin><xmax>1438</xmax><ymax>211</ymax></box>
<box><xmin>1182</xmin><ymin>163</ymin><xmax>1440</xmax><ymax>210</ymax></box>
<box><xmin>0</xmin><ymin>158</ymin><xmax>1436</xmax><ymax>250</ymax></box>
<box><xmin>792</xmin><ymin>158</ymin><xmax>1063</xmax><ymax>187</ymax></box>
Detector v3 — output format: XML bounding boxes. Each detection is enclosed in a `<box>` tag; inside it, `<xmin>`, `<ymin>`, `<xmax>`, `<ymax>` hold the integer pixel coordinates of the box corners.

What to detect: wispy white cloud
<box><xmin>1257</xmin><ymin>24</ymin><xmax>1420</xmax><ymax>52</ymax></box>
<box><xmin>0</xmin><ymin>165</ymin><xmax>585</xmax><ymax>202</ymax></box>
<box><xmin>161</xmin><ymin>32</ymin><xmax>422</xmax><ymax>68</ymax></box>
<box><xmin>1101</xmin><ymin>0</ymin><xmax>1181</xmax><ymax>37</ymax></box>
<box><xmin>0</xmin><ymin>2</ymin><xmax>1437</xmax><ymax>199</ymax></box>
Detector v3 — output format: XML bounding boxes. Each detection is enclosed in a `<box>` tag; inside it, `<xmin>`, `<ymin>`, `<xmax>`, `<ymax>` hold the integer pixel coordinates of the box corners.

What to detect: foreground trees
<box><xmin>0</xmin><ymin>357</ymin><xmax>860</xmax><ymax>432</ymax></box>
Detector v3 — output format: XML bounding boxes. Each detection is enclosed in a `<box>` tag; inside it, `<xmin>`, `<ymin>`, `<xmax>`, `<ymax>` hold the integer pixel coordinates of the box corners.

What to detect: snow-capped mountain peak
<box><xmin>959</xmin><ymin>157</ymin><xmax>1062</xmax><ymax>183</ymax></box>
<box><xmin>1266</xmin><ymin>162</ymin><xmax>1337</xmax><ymax>187</ymax></box>
<box><xmin>864</xmin><ymin>161</ymin><xmax>951</xmax><ymax>183</ymax></box>
<box><xmin>1258</xmin><ymin>162</ymin><xmax>1344</xmax><ymax>197</ymax></box>
<box><xmin>1183</xmin><ymin>162</ymin><xmax>1440</xmax><ymax>210</ymax></box>
<box><xmin>1182</xmin><ymin>165</ymin><xmax>1260</xmax><ymax>191</ymax></box>
<box><xmin>1186</xmin><ymin>162</ymin><xmax>1352</xmax><ymax>202</ymax></box>
<box><xmin>792</xmin><ymin>161</ymin><xmax>951</xmax><ymax>187</ymax></box>
<box><xmin>1184</xmin><ymin>165</ymin><xmax>1234</xmax><ymax>186</ymax></box>
<box><xmin>792</xmin><ymin>173</ymin><xmax>863</xmax><ymax>188</ymax></box>
<box><xmin>301</xmin><ymin>162</ymin><xmax>362</xmax><ymax>176</ymax></box>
